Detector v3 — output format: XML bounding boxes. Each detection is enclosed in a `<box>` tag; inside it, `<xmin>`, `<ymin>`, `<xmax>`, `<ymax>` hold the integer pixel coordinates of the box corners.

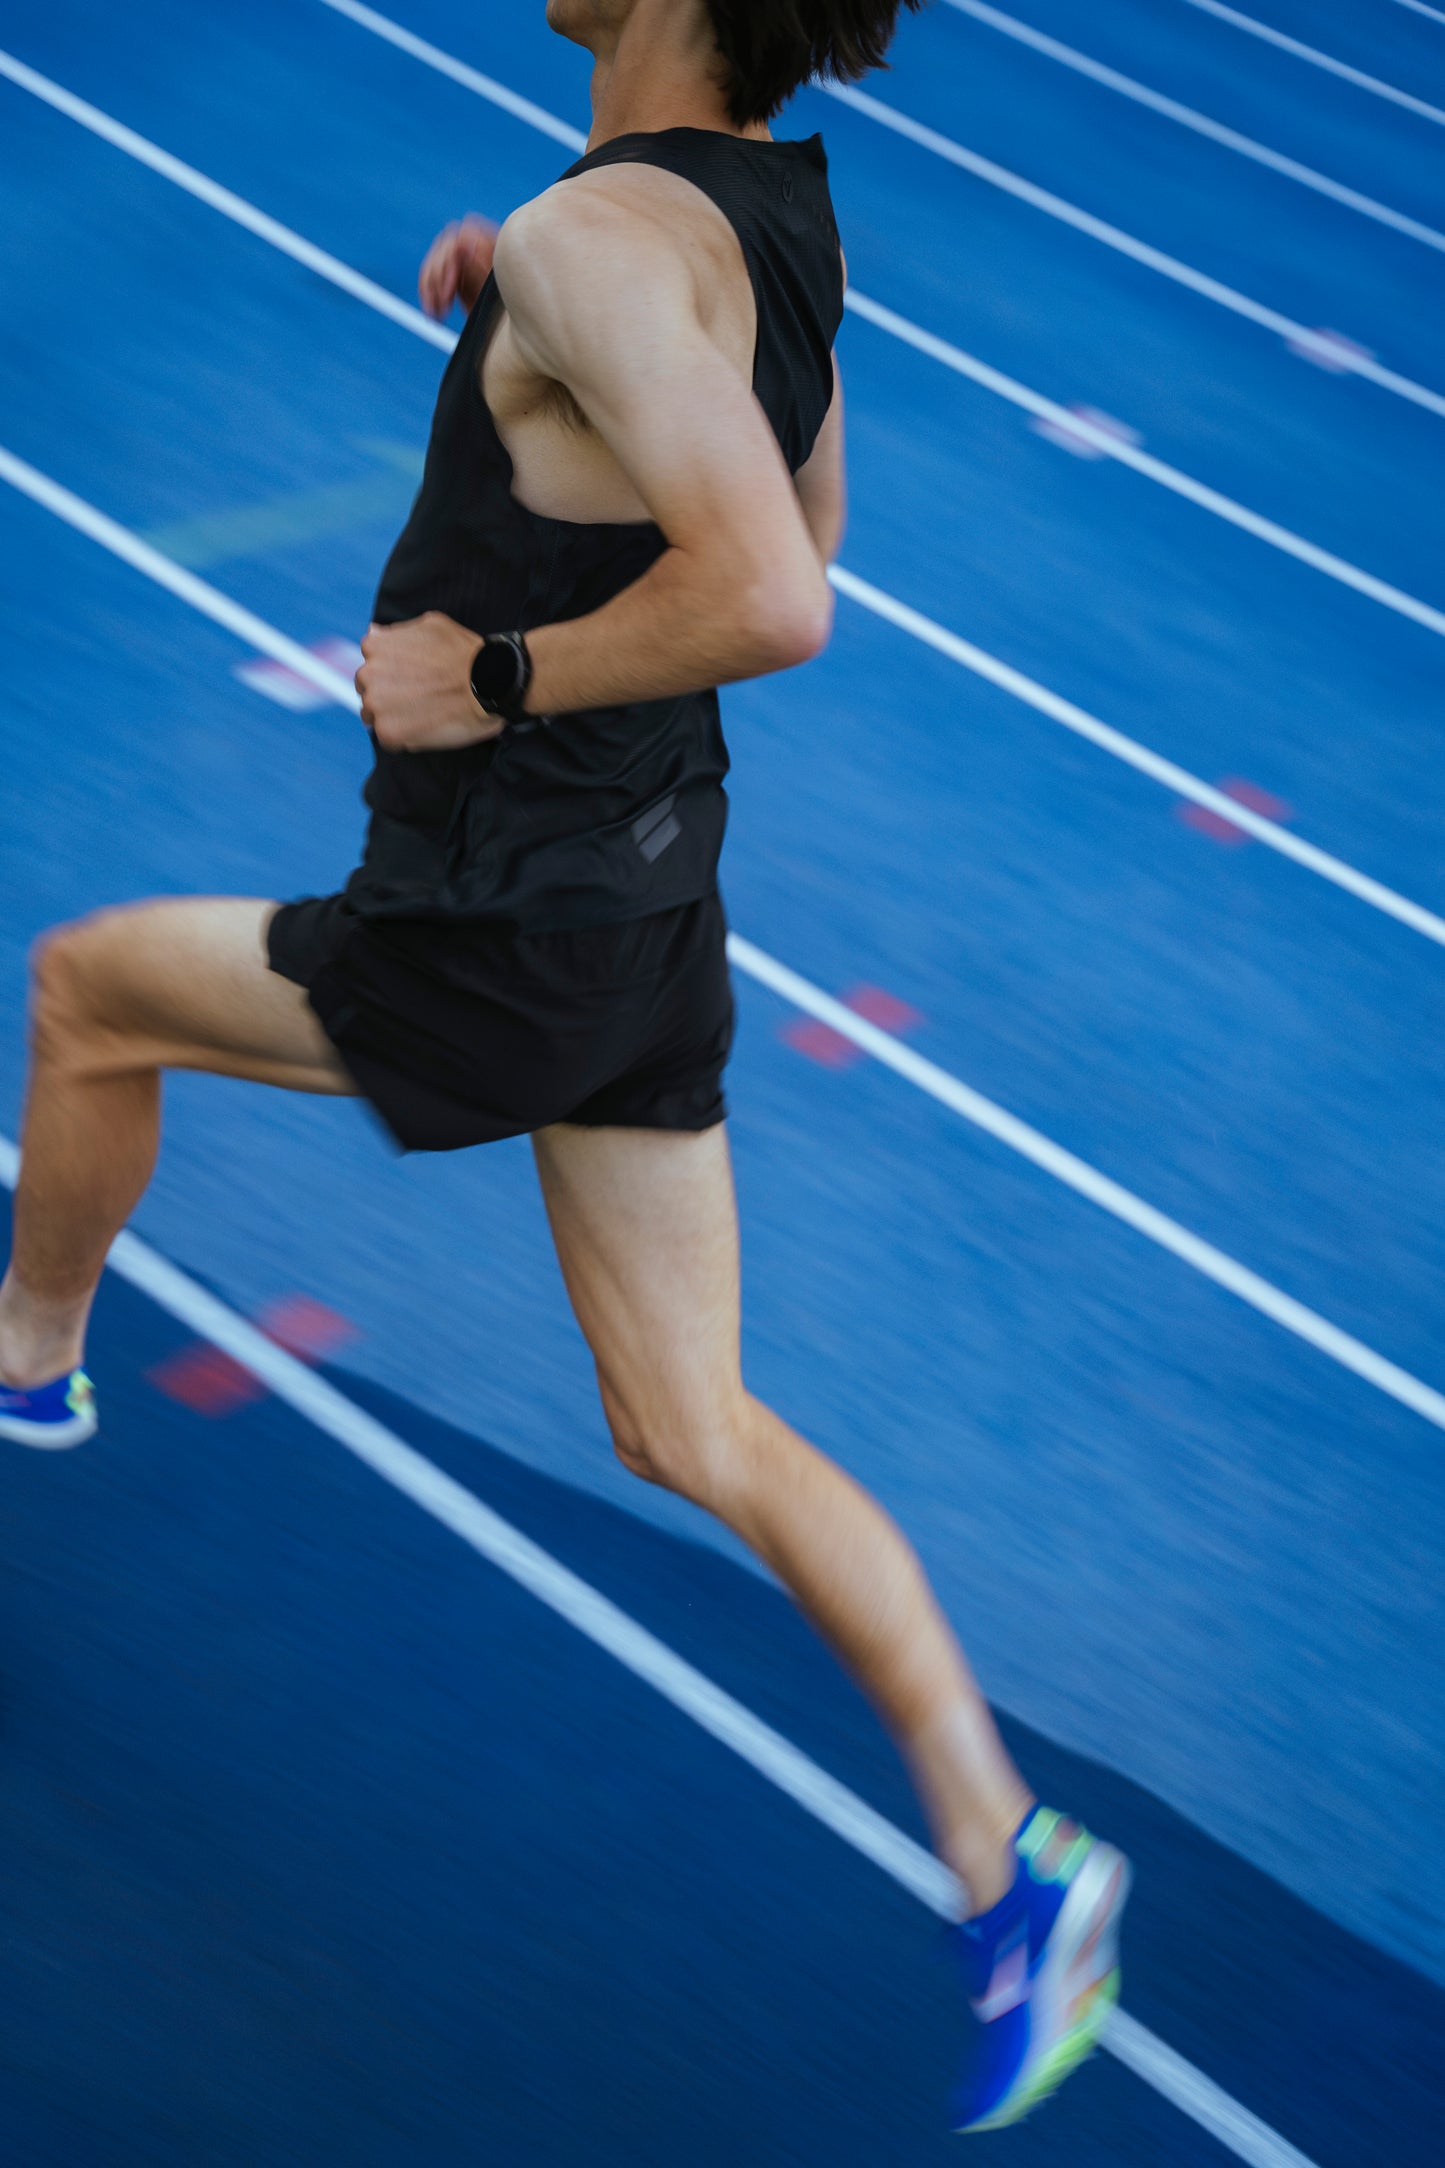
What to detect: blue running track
<box><xmin>2</xmin><ymin>0</ymin><xmax>1443</xmax><ymax>2158</ymax></box>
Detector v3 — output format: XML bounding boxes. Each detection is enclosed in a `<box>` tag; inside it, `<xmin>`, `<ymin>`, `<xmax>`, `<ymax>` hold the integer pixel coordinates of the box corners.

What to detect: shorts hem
<box><xmin>266</xmin><ymin>890</ymin><xmax>732</xmax><ymax>1154</ymax></box>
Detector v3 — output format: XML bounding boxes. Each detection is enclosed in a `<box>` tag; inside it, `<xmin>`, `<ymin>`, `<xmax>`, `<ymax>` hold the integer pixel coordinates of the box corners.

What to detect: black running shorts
<box><xmin>266</xmin><ymin>892</ymin><xmax>733</xmax><ymax>1153</ymax></box>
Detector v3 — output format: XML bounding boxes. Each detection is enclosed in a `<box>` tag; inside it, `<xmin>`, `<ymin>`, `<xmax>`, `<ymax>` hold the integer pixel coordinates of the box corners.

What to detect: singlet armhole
<box><xmin>466</xmin><ymin>283</ymin><xmax>657</xmax><ymax>536</ymax></box>
<box><xmin>469</xmin><ymin>171</ymin><xmax>764</xmax><ymax>528</ymax></box>
<box><xmin>497</xmin><ymin>160</ymin><xmax>763</xmax><ymax>394</ymax></box>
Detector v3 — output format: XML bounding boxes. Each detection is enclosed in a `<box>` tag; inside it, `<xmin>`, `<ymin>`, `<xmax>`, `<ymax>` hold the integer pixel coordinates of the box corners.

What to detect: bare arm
<box><xmin>359</xmin><ymin>183</ymin><xmax>834</xmax><ymax>751</ymax></box>
<box><xmin>511</xmin><ymin>191</ymin><xmax>834</xmax><ymax>711</ymax></box>
<box><xmin>795</xmin><ymin>357</ymin><xmax>846</xmax><ymax>566</ymax></box>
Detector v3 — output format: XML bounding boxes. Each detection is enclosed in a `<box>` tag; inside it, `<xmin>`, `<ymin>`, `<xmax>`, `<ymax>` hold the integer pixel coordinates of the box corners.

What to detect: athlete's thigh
<box><xmin>531</xmin><ymin>1121</ymin><xmax>743</xmax><ymax>1422</ymax></box>
<box><xmin>48</xmin><ymin>896</ymin><xmax>354</xmax><ymax>1094</ymax></box>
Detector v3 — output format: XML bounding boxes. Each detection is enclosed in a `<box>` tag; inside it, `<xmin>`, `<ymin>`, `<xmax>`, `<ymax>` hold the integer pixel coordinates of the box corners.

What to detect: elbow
<box><xmin>745</xmin><ymin>571</ymin><xmax>834</xmax><ymax>674</ymax></box>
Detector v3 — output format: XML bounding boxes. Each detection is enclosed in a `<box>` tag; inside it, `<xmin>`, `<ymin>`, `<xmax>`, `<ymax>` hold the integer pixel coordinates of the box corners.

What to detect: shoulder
<box><xmin>494</xmin><ymin>160</ymin><xmax>758</xmax><ymax>388</ymax></box>
<box><xmin>494</xmin><ymin>177</ymin><xmax>705</xmax><ymax>379</ymax></box>
<box><xmin>497</xmin><ymin>166</ymin><xmax>717</xmax><ymax>295</ymax></box>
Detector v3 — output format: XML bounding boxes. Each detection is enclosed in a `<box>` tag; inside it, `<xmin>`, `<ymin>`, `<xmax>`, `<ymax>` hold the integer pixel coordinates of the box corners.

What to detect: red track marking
<box><xmin>147</xmin><ymin>1343</ymin><xmax>266</xmax><ymax>1417</ymax></box>
<box><xmin>256</xmin><ymin>1295</ymin><xmax>358</xmax><ymax>1362</ymax></box>
<box><xmin>149</xmin><ymin>1295</ymin><xmax>359</xmax><ymax>1415</ymax></box>
<box><xmin>1177</xmin><ymin>777</ymin><xmax>1294</xmax><ymax>848</ymax></box>
<box><xmin>782</xmin><ymin>984</ymin><xmax>923</xmax><ymax>1068</ymax></box>
<box><xmin>1217</xmin><ymin>779</ymin><xmax>1293</xmax><ymax>819</ymax></box>
<box><xmin>782</xmin><ymin>1017</ymin><xmax>864</xmax><ymax>1068</ymax></box>
<box><xmin>844</xmin><ymin>985</ymin><xmax>923</xmax><ymax>1034</ymax></box>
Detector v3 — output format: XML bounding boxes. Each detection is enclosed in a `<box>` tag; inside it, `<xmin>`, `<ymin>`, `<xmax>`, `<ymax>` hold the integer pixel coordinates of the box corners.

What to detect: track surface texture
<box><xmin>1</xmin><ymin>0</ymin><xmax>1442</xmax><ymax>2160</ymax></box>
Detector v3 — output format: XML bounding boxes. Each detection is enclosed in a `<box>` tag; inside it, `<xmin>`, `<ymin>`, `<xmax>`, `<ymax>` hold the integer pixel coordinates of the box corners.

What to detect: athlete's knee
<box><xmin>598</xmin><ymin>1380</ymin><xmax>664</xmax><ymax>1485</ymax></box>
<box><xmin>28</xmin><ymin>913</ymin><xmax>122</xmax><ymax>1064</ymax></box>
<box><xmin>600</xmin><ymin>1376</ymin><xmax>753</xmax><ymax>1509</ymax></box>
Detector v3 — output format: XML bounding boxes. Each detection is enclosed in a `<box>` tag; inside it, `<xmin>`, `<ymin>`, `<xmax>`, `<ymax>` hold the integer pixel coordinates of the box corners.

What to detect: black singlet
<box><xmin>344</xmin><ymin>128</ymin><xmax>844</xmax><ymax>932</ymax></box>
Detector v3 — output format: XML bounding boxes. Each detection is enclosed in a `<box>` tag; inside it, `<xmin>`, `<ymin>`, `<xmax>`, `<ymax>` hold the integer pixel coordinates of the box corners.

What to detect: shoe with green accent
<box><xmin>0</xmin><ymin>1367</ymin><xmax>97</xmax><ymax>1449</ymax></box>
<box><xmin>951</xmin><ymin>1806</ymin><xmax>1130</xmax><ymax>2134</ymax></box>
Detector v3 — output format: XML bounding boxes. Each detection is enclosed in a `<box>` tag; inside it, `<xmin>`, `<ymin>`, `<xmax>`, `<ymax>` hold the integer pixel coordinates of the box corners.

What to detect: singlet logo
<box><xmin>633</xmin><ymin>795</ymin><xmax>681</xmax><ymax>863</ymax></box>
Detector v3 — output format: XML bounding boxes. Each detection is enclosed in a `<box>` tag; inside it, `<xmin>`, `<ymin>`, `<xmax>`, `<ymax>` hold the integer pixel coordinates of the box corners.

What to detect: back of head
<box><xmin>705</xmin><ymin>0</ymin><xmax>927</xmax><ymax>126</ymax></box>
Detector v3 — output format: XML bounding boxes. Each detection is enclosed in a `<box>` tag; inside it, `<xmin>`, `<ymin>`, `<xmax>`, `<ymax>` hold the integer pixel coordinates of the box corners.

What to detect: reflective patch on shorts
<box><xmin>633</xmin><ymin>795</ymin><xmax>681</xmax><ymax>863</ymax></box>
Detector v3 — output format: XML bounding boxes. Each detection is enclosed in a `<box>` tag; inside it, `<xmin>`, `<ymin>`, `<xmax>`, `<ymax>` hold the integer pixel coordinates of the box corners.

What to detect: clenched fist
<box><xmin>418</xmin><ymin>214</ymin><xmax>500</xmax><ymax>321</ymax></box>
<box><xmin>355</xmin><ymin>613</ymin><xmax>499</xmax><ymax>752</ymax></box>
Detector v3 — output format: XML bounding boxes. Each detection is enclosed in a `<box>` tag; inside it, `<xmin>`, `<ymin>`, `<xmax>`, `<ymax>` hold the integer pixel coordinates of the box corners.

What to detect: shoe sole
<box><xmin>0</xmin><ymin>1409</ymin><xmax>98</xmax><ymax>1450</ymax></box>
<box><xmin>956</xmin><ymin>1841</ymin><xmax>1132</xmax><ymax>2135</ymax></box>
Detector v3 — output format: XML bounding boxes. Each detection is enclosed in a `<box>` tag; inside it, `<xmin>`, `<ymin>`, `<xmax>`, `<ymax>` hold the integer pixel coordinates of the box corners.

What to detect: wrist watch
<box><xmin>468</xmin><ymin>630</ymin><xmax>535</xmax><ymax>729</ymax></box>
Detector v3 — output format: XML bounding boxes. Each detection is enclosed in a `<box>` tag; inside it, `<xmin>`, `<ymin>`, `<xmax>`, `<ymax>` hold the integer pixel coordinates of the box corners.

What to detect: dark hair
<box><xmin>705</xmin><ymin>0</ymin><xmax>927</xmax><ymax>126</ymax></box>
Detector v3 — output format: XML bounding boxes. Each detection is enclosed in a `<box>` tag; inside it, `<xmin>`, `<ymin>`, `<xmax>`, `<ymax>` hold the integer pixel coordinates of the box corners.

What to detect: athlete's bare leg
<box><xmin>3</xmin><ymin>902</ymin><xmax>1027</xmax><ymax>1903</ymax></box>
<box><xmin>0</xmin><ymin>899</ymin><xmax>353</xmax><ymax>1386</ymax></box>
<box><xmin>532</xmin><ymin>1119</ymin><xmax>1032</xmax><ymax>1912</ymax></box>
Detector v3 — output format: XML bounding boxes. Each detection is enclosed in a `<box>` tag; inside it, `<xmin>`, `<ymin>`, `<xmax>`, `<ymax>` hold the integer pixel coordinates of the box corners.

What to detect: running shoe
<box><xmin>0</xmin><ymin>1368</ymin><xmax>97</xmax><ymax>1449</ymax></box>
<box><xmin>951</xmin><ymin>1805</ymin><xmax>1130</xmax><ymax>2134</ymax></box>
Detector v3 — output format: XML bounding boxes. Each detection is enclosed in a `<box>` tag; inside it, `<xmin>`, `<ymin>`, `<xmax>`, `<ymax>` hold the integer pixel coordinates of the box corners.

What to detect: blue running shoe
<box><xmin>951</xmin><ymin>1806</ymin><xmax>1130</xmax><ymax>2134</ymax></box>
<box><xmin>0</xmin><ymin>1368</ymin><xmax>97</xmax><ymax>1449</ymax></box>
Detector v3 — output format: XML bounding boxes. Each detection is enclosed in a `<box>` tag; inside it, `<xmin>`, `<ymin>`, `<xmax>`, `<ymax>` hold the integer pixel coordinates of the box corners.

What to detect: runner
<box><xmin>0</xmin><ymin>0</ymin><xmax>1127</xmax><ymax>2129</ymax></box>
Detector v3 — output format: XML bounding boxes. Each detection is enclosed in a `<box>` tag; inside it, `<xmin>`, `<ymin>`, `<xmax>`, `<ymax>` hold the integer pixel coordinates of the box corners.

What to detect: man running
<box><xmin>0</xmin><ymin>0</ymin><xmax>1127</xmax><ymax>2130</ymax></box>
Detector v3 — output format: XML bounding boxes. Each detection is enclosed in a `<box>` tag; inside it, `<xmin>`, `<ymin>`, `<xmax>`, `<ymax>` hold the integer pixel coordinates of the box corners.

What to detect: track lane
<box><xmin>0</xmin><ymin>0</ymin><xmax>1438</xmax><ymax>2046</ymax></box>
<box><xmin>6</xmin><ymin>43</ymin><xmax>1444</xmax><ymax>943</ymax></box>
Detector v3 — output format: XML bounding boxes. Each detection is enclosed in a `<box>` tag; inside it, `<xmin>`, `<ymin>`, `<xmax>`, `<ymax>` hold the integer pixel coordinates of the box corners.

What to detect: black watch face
<box><xmin>470</xmin><ymin>636</ymin><xmax>524</xmax><ymax>714</ymax></box>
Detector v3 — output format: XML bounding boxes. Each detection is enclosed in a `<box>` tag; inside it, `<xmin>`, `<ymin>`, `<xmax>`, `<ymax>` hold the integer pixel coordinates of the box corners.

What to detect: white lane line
<box><xmin>316</xmin><ymin>0</ymin><xmax>587</xmax><ymax>151</ymax></box>
<box><xmin>9</xmin><ymin>420</ymin><xmax>1437</xmax><ymax>956</ymax></box>
<box><xmin>293</xmin><ymin>10</ymin><xmax>1445</xmax><ymax>631</ymax></box>
<box><xmin>5</xmin><ymin>444</ymin><xmax>1445</xmax><ymax>1448</ymax></box>
<box><xmin>819</xmin><ymin>81</ymin><xmax>1445</xmax><ymax>425</ymax></box>
<box><xmin>826</xmin><ymin>566</ymin><xmax>1445</xmax><ymax>951</ymax></box>
<box><xmin>1176</xmin><ymin>0</ymin><xmax>1445</xmax><ymax>126</ymax></box>
<box><xmin>729</xmin><ymin>938</ymin><xmax>1445</xmax><ymax>1436</ymax></box>
<box><xmin>15</xmin><ymin>57</ymin><xmax>1444</xmax><ymax>666</ymax></box>
<box><xmin>5</xmin><ymin>65</ymin><xmax>1443</xmax><ymax>949</ymax></box>
<box><xmin>0</xmin><ymin>1141</ymin><xmax>949</xmax><ymax>1932</ymax></box>
<box><xmin>11</xmin><ymin>150</ymin><xmax>1445</xmax><ymax>958</ymax></box>
<box><xmin>0</xmin><ymin>1136</ymin><xmax>1320</xmax><ymax>2168</ymax></box>
<box><xmin>1106</xmin><ymin>2010</ymin><xmax>1319</xmax><ymax>2168</ymax></box>
<box><xmin>0</xmin><ymin>48</ymin><xmax>454</xmax><ymax>356</ymax></box>
<box><xmin>11</xmin><ymin>81</ymin><xmax>1441</xmax><ymax>956</ymax></box>
<box><xmin>842</xmin><ymin>287</ymin><xmax>1445</xmax><ymax>644</ymax></box>
<box><xmin>939</xmin><ymin>0</ymin><xmax>1445</xmax><ymax>255</ymax></box>
<box><xmin>330</xmin><ymin>0</ymin><xmax>1445</xmax><ymax>427</ymax></box>
<box><xmin>1387</xmin><ymin>0</ymin><xmax>1445</xmax><ymax>23</ymax></box>
<box><xmin>309</xmin><ymin>0</ymin><xmax>1445</xmax><ymax>433</ymax></box>
<box><xmin>0</xmin><ymin>446</ymin><xmax>362</xmax><ymax>705</ymax></box>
